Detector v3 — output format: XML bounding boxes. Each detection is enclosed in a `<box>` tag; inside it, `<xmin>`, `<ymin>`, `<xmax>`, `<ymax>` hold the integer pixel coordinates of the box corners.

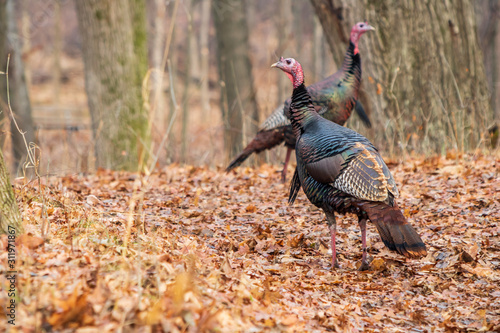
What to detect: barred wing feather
<box><xmin>305</xmin><ymin>142</ymin><xmax>398</xmax><ymax>202</ymax></box>
<box><xmin>259</xmin><ymin>104</ymin><xmax>290</xmax><ymax>131</ymax></box>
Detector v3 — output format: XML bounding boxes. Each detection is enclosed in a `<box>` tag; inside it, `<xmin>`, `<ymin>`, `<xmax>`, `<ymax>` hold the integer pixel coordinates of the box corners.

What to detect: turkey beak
<box><xmin>272</xmin><ymin>56</ymin><xmax>284</xmax><ymax>68</ymax></box>
<box><xmin>367</xmin><ymin>25</ymin><xmax>375</xmax><ymax>31</ymax></box>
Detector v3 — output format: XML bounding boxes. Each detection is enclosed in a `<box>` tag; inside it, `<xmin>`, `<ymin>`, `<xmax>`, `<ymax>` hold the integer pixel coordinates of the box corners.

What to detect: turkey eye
<box><xmin>286</xmin><ymin>59</ymin><xmax>291</xmax><ymax>65</ymax></box>
<box><xmin>360</xmin><ymin>24</ymin><xmax>364</xmax><ymax>28</ymax></box>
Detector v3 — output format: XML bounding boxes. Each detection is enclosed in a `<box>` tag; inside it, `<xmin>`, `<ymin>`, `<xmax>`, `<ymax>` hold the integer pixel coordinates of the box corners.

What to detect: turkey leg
<box><xmin>281</xmin><ymin>147</ymin><xmax>293</xmax><ymax>183</ymax></box>
<box><xmin>358</xmin><ymin>218</ymin><xmax>370</xmax><ymax>271</ymax></box>
<box><xmin>325</xmin><ymin>211</ymin><xmax>340</xmax><ymax>269</ymax></box>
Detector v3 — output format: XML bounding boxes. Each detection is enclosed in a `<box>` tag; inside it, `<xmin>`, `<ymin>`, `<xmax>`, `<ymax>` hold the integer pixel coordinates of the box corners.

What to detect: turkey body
<box><xmin>273</xmin><ymin>57</ymin><xmax>427</xmax><ymax>269</ymax></box>
<box><xmin>226</xmin><ymin>25</ymin><xmax>372</xmax><ymax>182</ymax></box>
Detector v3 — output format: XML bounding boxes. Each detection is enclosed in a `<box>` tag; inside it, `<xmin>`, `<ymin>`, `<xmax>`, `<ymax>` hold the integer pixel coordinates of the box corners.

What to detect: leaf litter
<box><xmin>0</xmin><ymin>153</ymin><xmax>499</xmax><ymax>332</ymax></box>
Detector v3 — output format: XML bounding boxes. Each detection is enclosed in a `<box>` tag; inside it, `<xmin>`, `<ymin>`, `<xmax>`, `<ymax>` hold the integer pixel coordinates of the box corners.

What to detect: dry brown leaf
<box><xmin>8</xmin><ymin>155</ymin><xmax>500</xmax><ymax>332</ymax></box>
<box><xmin>16</xmin><ymin>234</ymin><xmax>44</xmax><ymax>249</ymax></box>
<box><xmin>280</xmin><ymin>314</ymin><xmax>298</xmax><ymax>326</ymax></box>
<box><xmin>0</xmin><ymin>234</ymin><xmax>7</xmax><ymax>251</ymax></box>
<box><xmin>245</xmin><ymin>204</ymin><xmax>257</xmax><ymax>213</ymax></box>
<box><xmin>86</xmin><ymin>194</ymin><xmax>101</xmax><ymax>205</ymax></box>
<box><xmin>370</xmin><ymin>258</ymin><xmax>386</xmax><ymax>271</ymax></box>
<box><xmin>47</xmin><ymin>287</ymin><xmax>91</xmax><ymax>329</ymax></box>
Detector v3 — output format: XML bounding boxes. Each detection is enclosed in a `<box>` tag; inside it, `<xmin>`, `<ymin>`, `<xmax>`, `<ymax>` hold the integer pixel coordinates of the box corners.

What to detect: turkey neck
<box><xmin>289</xmin><ymin>83</ymin><xmax>318</xmax><ymax>136</ymax></box>
<box><xmin>339</xmin><ymin>40</ymin><xmax>362</xmax><ymax>99</ymax></box>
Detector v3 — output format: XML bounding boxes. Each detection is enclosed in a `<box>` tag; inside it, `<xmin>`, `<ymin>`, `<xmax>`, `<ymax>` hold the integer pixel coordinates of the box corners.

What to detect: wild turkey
<box><xmin>226</xmin><ymin>22</ymin><xmax>375</xmax><ymax>182</ymax></box>
<box><xmin>272</xmin><ymin>57</ymin><xmax>427</xmax><ymax>270</ymax></box>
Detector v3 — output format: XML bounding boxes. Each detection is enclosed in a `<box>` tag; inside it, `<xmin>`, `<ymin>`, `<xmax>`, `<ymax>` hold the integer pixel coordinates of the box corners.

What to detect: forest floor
<box><xmin>1</xmin><ymin>153</ymin><xmax>499</xmax><ymax>332</ymax></box>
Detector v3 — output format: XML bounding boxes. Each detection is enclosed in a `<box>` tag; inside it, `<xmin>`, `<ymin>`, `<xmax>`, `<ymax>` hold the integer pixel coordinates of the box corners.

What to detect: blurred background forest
<box><xmin>0</xmin><ymin>0</ymin><xmax>499</xmax><ymax>177</ymax></box>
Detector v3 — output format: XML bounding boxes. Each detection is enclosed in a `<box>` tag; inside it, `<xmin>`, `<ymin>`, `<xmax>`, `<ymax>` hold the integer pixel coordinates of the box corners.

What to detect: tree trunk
<box><xmin>476</xmin><ymin>0</ymin><xmax>499</xmax><ymax>147</ymax></box>
<box><xmin>53</xmin><ymin>0</ymin><xmax>62</xmax><ymax>105</ymax></box>
<box><xmin>0</xmin><ymin>0</ymin><xmax>6</xmax><ymax>139</ymax></box>
<box><xmin>276</xmin><ymin>0</ymin><xmax>293</xmax><ymax>104</ymax></box>
<box><xmin>129</xmin><ymin>0</ymin><xmax>149</xmax><ymax>90</ymax></box>
<box><xmin>21</xmin><ymin>0</ymin><xmax>31</xmax><ymax>90</ymax></box>
<box><xmin>199</xmin><ymin>0</ymin><xmax>211</xmax><ymax>120</ymax></box>
<box><xmin>312</xmin><ymin>16</ymin><xmax>324</xmax><ymax>83</ymax></box>
<box><xmin>75</xmin><ymin>0</ymin><xmax>149</xmax><ymax>170</ymax></box>
<box><xmin>0</xmin><ymin>0</ymin><xmax>36</xmax><ymax>174</ymax></box>
<box><xmin>0</xmin><ymin>148</ymin><xmax>22</xmax><ymax>235</ymax></box>
<box><xmin>187</xmin><ymin>1</ymin><xmax>200</xmax><ymax>82</ymax></box>
<box><xmin>242</xmin><ymin>0</ymin><xmax>260</xmax><ymax>163</ymax></box>
<box><xmin>129</xmin><ymin>0</ymin><xmax>150</xmax><ymax>166</ymax></box>
<box><xmin>213</xmin><ymin>0</ymin><xmax>259</xmax><ymax>162</ymax></box>
<box><xmin>149</xmin><ymin>0</ymin><xmax>167</xmax><ymax>159</ymax></box>
<box><xmin>165</xmin><ymin>1</ymin><xmax>179</xmax><ymax>163</ymax></box>
<box><xmin>310</xmin><ymin>0</ymin><xmax>492</xmax><ymax>155</ymax></box>
<box><xmin>181</xmin><ymin>0</ymin><xmax>194</xmax><ymax>163</ymax></box>
<box><xmin>0</xmin><ymin>2</ymin><xmax>21</xmax><ymax>233</ymax></box>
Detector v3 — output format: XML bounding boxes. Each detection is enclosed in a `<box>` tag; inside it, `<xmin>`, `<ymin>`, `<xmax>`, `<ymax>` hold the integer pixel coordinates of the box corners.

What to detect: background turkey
<box><xmin>272</xmin><ymin>57</ymin><xmax>427</xmax><ymax>270</ymax></box>
<box><xmin>226</xmin><ymin>22</ymin><xmax>375</xmax><ymax>182</ymax></box>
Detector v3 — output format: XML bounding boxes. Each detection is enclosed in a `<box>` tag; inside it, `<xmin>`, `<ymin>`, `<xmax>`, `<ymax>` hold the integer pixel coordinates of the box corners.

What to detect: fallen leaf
<box><xmin>280</xmin><ymin>314</ymin><xmax>298</xmax><ymax>326</ymax></box>
<box><xmin>16</xmin><ymin>234</ymin><xmax>44</xmax><ymax>249</ymax></box>
<box><xmin>47</xmin><ymin>286</ymin><xmax>91</xmax><ymax>329</ymax></box>
<box><xmin>245</xmin><ymin>205</ymin><xmax>257</xmax><ymax>213</ymax></box>
<box><xmin>86</xmin><ymin>194</ymin><xmax>101</xmax><ymax>205</ymax></box>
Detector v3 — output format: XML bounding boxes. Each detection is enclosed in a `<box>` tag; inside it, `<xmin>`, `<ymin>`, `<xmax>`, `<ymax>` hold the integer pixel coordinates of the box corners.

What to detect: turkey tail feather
<box><xmin>358</xmin><ymin>201</ymin><xmax>427</xmax><ymax>258</ymax></box>
<box><xmin>226</xmin><ymin>149</ymin><xmax>253</xmax><ymax>172</ymax></box>
<box><xmin>354</xmin><ymin>100</ymin><xmax>372</xmax><ymax>128</ymax></box>
<box><xmin>226</xmin><ymin>128</ymin><xmax>287</xmax><ymax>172</ymax></box>
<box><xmin>288</xmin><ymin>168</ymin><xmax>301</xmax><ymax>205</ymax></box>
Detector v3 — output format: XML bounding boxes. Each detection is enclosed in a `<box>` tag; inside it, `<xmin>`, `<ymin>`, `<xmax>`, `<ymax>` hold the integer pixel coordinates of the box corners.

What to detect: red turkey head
<box><xmin>271</xmin><ymin>57</ymin><xmax>304</xmax><ymax>88</ymax></box>
<box><xmin>350</xmin><ymin>21</ymin><xmax>375</xmax><ymax>54</ymax></box>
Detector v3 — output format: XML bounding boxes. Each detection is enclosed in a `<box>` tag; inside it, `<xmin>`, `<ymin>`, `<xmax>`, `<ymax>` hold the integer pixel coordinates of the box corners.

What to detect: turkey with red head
<box><xmin>272</xmin><ymin>57</ymin><xmax>427</xmax><ymax>270</ymax></box>
<box><xmin>226</xmin><ymin>22</ymin><xmax>375</xmax><ymax>182</ymax></box>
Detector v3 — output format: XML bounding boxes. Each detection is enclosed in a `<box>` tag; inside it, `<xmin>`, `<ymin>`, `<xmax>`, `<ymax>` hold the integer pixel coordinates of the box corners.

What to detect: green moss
<box><xmin>95</xmin><ymin>9</ymin><xmax>103</xmax><ymax>20</ymax></box>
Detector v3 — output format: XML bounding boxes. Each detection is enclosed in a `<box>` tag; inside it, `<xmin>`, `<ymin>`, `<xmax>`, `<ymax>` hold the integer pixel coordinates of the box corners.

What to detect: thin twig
<box><xmin>2</xmin><ymin>54</ymin><xmax>46</xmax><ymax>237</ymax></box>
<box><xmin>3</xmin><ymin>54</ymin><xmax>40</xmax><ymax>179</ymax></box>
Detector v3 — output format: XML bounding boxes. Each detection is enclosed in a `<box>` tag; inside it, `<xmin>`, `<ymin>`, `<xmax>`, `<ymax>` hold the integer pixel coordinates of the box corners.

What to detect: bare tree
<box><xmin>53</xmin><ymin>0</ymin><xmax>62</xmax><ymax>104</ymax></box>
<box><xmin>213</xmin><ymin>0</ymin><xmax>259</xmax><ymax>161</ymax></box>
<box><xmin>477</xmin><ymin>1</ymin><xmax>499</xmax><ymax>116</ymax></box>
<box><xmin>0</xmin><ymin>2</ymin><xmax>22</xmax><ymax>231</ymax></box>
<box><xmin>129</xmin><ymin>0</ymin><xmax>149</xmax><ymax>90</ymax></box>
<box><xmin>199</xmin><ymin>0</ymin><xmax>211</xmax><ymax>119</ymax></box>
<box><xmin>75</xmin><ymin>0</ymin><xmax>149</xmax><ymax>170</ymax></box>
<box><xmin>310</xmin><ymin>0</ymin><xmax>492</xmax><ymax>155</ymax></box>
<box><xmin>0</xmin><ymin>0</ymin><xmax>36</xmax><ymax>173</ymax></box>
<box><xmin>0</xmin><ymin>1</ymin><xmax>22</xmax><ymax>232</ymax></box>
<box><xmin>276</xmin><ymin>0</ymin><xmax>293</xmax><ymax>104</ymax></box>
<box><xmin>20</xmin><ymin>0</ymin><xmax>31</xmax><ymax>88</ymax></box>
<box><xmin>181</xmin><ymin>0</ymin><xmax>194</xmax><ymax>163</ymax></box>
<box><xmin>476</xmin><ymin>0</ymin><xmax>499</xmax><ymax>147</ymax></box>
<box><xmin>151</xmin><ymin>0</ymin><xmax>166</xmax><ymax>127</ymax></box>
<box><xmin>312</xmin><ymin>16</ymin><xmax>324</xmax><ymax>83</ymax></box>
<box><xmin>0</xmin><ymin>0</ymin><xmax>6</xmax><ymax>135</ymax></box>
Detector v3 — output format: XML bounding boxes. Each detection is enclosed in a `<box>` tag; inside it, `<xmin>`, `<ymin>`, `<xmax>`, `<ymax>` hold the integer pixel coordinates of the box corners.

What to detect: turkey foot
<box><xmin>280</xmin><ymin>168</ymin><xmax>287</xmax><ymax>183</ymax></box>
<box><xmin>280</xmin><ymin>147</ymin><xmax>292</xmax><ymax>183</ymax></box>
<box><xmin>358</xmin><ymin>218</ymin><xmax>370</xmax><ymax>271</ymax></box>
<box><xmin>358</xmin><ymin>259</ymin><xmax>371</xmax><ymax>271</ymax></box>
<box><xmin>332</xmin><ymin>258</ymin><xmax>340</xmax><ymax>269</ymax></box>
